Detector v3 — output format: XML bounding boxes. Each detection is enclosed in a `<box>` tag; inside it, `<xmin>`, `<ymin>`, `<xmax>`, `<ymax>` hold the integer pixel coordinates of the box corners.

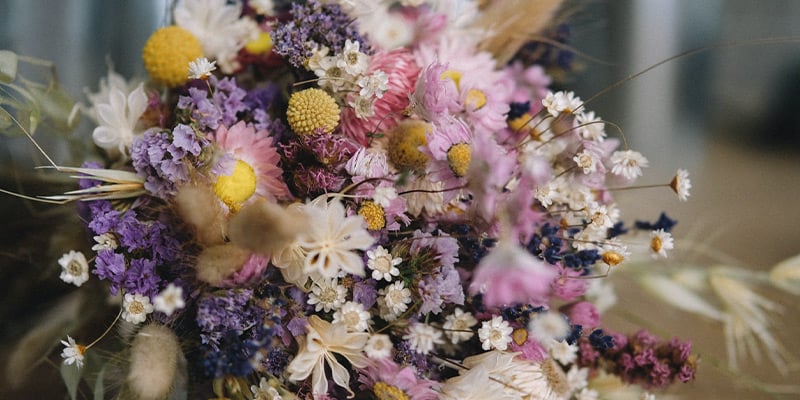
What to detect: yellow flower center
<box><xmin>386</xmin><ymin>121</ymin><xmax>430</xmax><ymax>172</ymax></box>
<box><xmin>465</xmin><ymin>88</ymin><xmax>487</xmax><ymax>110</ymax></box>
<box><xmin>446</xmin><ymin>143</ymin><xmax>471</xmax><ymax>177</ymax></box>
<box><xmin>286</xmin><ymin>88</ymin><xmax>340</xmax><ymax>135</ymax></box>
<box><xmin>373</xmin><ymin>382</ymin><xmax>409</xmax><ymax>400</ymax></box>
<box><xmin>67</xmin><ymin>260</ymin><xmax>83</xmax><ymax>276</ymax></box>
<box><xmin>440</xmin><ymin>69</ymin><xmax>462</xmax><ymax>89</ymax></box>
<box><xmin>358</xmin><ymin>201</ymin><xmax>386</xmax><ymax>231</ymax></box>
<box><xmin>142</xmin><ymin>26</ymin><xmax>203</xmax><ymax>87</ymax></box>
<box><xmin>602</xmin><ymin>251</ymin><xmax>625</xmax><ymax>266</ymax></box>
<box><xmin>214</xmin><ymin>159</ymin><xmax>257</xmax><ymax>212</ymax></box>
<box><xmin>512</xmin><ymin>327</ymin><xmax>528</xmax><ymax>346</ymax></box>
<box><xmin>244</xmin><ymin>32</ymin><xmax>273</xmax><ymax>54</ymax></box>
<box><xmin>129</xmin><ymin>300</ymin><xmax>145</xmax><ymax>315</ymax></box>
<box><xmin>650</xmin><ymin>236</ymin><xmax>663</xmax><ymax>253</ymax></box>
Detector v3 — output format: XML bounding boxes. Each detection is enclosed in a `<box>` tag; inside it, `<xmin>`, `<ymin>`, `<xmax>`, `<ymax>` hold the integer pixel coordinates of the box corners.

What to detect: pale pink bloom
<box><xmin>469</xmin><ymin>240</ymin><xmax>558</xmax><ymax>308</ymax></box>
<box><xmin>410</xmin><ymin>62</ymin><xmax>459</xmax><ymax>123</ymax></box>
<box><xmin>561</xmin><ymin>301</ymin><xmax>601</xmax><ymax>328</ymax></box>
<box><xmin>212</xmin><ymin>121</ymin><xmax>291</xmax><ymax>201</ymax></box>
<box><xmin>358</xmin><ymin>358</ymin><xmax>440</xmax><ymax>400</ymax></box>
<box><xmin>225</xmin><ymin>253</ymin><xmax>269</xmax><ymax>285</ymax></box>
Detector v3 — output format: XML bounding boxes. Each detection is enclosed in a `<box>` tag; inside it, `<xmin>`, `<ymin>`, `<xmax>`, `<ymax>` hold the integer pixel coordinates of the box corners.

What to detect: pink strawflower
<box><xmin>561</xmin><ymin>301</ymin><xmax>601</xmax><ymax>328</ymax></box>
<box><xmin>466</xmin><ymin>132</ymin><xmax>517</xmax><ymax>223</ymax></box>
<box><xmin>358</xmin><ymin>358</ymin><xmax>440</xmax><ymax>400</ymax></box>
<box><xmin>469</xmin><ymin>240</ymin><xmax>558</xmax><ymax>308</ymax></box>
<box><xmin>458</xmin><ymin>78</ymin><xmax>511</xmax><ymax>135</ymax></box>
<box><xmin>341</xmin><ymin>49</ymin><xmax>420</xmax><ymax>146</ymax></box>
<box><xmin>212</xmin><ymin>121</ymin><xmax>291</xmax><ymax>201</ymax></box>
<box><xmin>410</xmin><ymin>62</ymin><xmax>459</xmax><ymax>123</ymax></box>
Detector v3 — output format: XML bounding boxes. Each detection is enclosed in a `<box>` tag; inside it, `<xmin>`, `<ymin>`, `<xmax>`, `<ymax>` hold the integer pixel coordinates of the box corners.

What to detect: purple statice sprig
<box><xmin>271</xmin><ymin>0</ymin><xmax>372</xmax><ymax>69</ymax></box>
<box><xmin>176</xmin><ymin>76</ymin><xmax>249</xmax><ymax>132</ymax></box>
<box><xmin>130</xmin><ymin>124</ymin><xmax>205</xmax><ymax>199</ymax></box>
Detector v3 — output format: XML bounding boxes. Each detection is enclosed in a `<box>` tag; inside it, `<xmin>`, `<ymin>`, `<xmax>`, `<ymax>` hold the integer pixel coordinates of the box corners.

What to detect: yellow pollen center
<box><xmin>386</xmin><ymin>121</ymin><xmax>430</xmax><ymax>172</ymax></box>
<box><xmin>650</xmin><ymin>236</ymin><xmax>663</xmax><ymax>253</ymax></box>
<box><xmin>602</xmin><ymin>251</ymin><xmax>625</xmax><ymax>266</ymax></box>
<box><xmin>512</xmin><ymin>327</ymin><xmax>528</xmax><ymax>346</ymax></box>
<box><xmin>244</xmin><ymin>32</ymin><xmax>273</xmax><ymax>54</ymax></box>
<box><xmin>67</xmin><ymin>261</ymin><xmax>82</xmax><ymax>276</ymax></box>
<box><xmin>446</xmin><ymin>143</ymin><xmax>472</xmax><ymax>177</ymax></box>
<box><xmin>129</xmin><ymin>301</ymin><xmax>145</xmax><ymax>314</ymax></box>
<box><xmin>373</xmin><ymin>382</ymin><xmax>409</xmax><ymax>400</ymax></box>
<box><xmin>358</xmin><ymin>201</ymin><xmax>386</xmax><ymax>231</ymax></box>
<box><xmin>214</xmin><ymin>159</ymin><xmax>257</xmax><ymax>212</ymax></box>
<box><xmin>440</xmin><ymin>69</ymin><xmax>462</xmax><ymax>89</ymax></box>
<box><xmin>465</xmin><ymin>88</ymin><xmax>487</xmax><ymax>110</ymax></box>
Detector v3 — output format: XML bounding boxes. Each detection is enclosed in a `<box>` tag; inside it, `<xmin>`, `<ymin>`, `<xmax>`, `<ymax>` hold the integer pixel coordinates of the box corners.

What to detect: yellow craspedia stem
<box><xmin>142</xmin><ymin>26</ymin><xmax>203</xmax><ymax>87</ymax></box>
<box><xmin>447</xmin><ymin>142</ymin><xmax>471</xmax><ymax>177</ymax></box>
<box><xmin>358</xmin><ymin>201</ymin><xmax>386</xmax><ymax>231</ymax></box>
<box><xmin>386</xmin><ymin>120</ymin><xmax>430</xmax><ymax>172</ymax></box>
<box><xmin>244</xmin><ymin>32</ymin><xmax>273</xmax><ymax>54</ymax></box>
<box><xmin>286</xmin><ymin>88</ymin><xmax>340</xmax><ymax>135</ymax></box>
<box><xmin>373</xmin><ymin>382</ymin><xmax>409</xmax><ymax>400</ymax></box>
<box><xmin>214</xmin><ymin>159</ymin><xmax>257</xmax><ymax>212</ymax></box>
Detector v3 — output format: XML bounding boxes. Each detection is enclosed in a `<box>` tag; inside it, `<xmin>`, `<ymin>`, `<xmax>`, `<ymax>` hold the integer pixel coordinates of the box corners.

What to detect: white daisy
<box><xmin>542</xmin><ymin>90</ymin><xmax>582</xmax><ymax>117</ymax></box>
<box><xmin>357</xmin><ymin>70</ymin><xmax>389</xmax><ymax>99</ymax></box>
<box><xmin>364</xmin><ymin>333</ymin><xmax>393</xmax><ymax>359</ymax></box>
<box><xmin>307</xmin><ymin>278</ymin><xmax>347</xmax><ymax>313</ymax></box>
<box><xmin>153</xmin><ymin>283</ymin><xmax>185</xmax><ymax>316</ymax></box>
<box><xmin>573</xmin><ymin>149</ymin><xmax>601</xmax><ymax>174</ymax></box>
<box><xmin>332</xmin><ymin>301</ymin><xmax>371</xmax><ymax>332</ymax></box>
<box><xmin>58</xmin><ymin>250</ymin><xmax>89</xmax><ymax>287</ymax></box>
<box><xmin>670</xmin><ymin>168</ymin><xmax>692</xmax><ymax>201</ymax></box>
<box><xmin>187</xmin><ymin>56</ymin><xmax>217</xmax><ymax>80</ymax></box>
<box><xmin>297</xmin><ymin>196</ymin><xmax>375</xmax><ymax>279</ymax></box>
<box><xmin>649</xmin><ymin>229</ymin><xmax>675</xmax><ymax>259</ymax></box>
<box><xmin>337</xmin><ymin>39</ymin><xmax>370</xmax><ymax>76</ymax></box>
<box><xmin>575</xmin><ymin>111</ymin><xmax>606</xmax><ymax>141</ymax></box>
<box><xmin>122</xmin><ymin>293</ymin><xmax>154</xmax><ymax>324</ymax></box>
<box><xmin>477</xmin><ymin>316</ymin><xmax>513</xmax><ymax>351</ymax></box>
<box><xmin>60</xmin><ymin>336</ymin><xmax>86</xmax><ymax>368</ymax></box>
<box><xmin>443</xmin><ymin>308</ymin><xmax>478</xmax><ymax>344</ymax></box>
<box><xmin>91</xmin><ymin>82</ymin><xmax>147</xmax><ymax>157</ymax></box>
<box><xmin>378</xmin><ymin>280</ymin><xmax>412</xmax><ymax>316</ymax></box>
<box><xmin>403</xmin><ymin>323</ymin><xmax>444</xmax><ymax>355</ymax></box>
<box><xmin>610</xmin><ymin>150</ymin><xmax>649</xmax><ymax>180</ymax></box>
<box><xmin>367</xmin><ymin>246</ymin><xmax>402</xmax><ymax>281</ymax></box>
<box><xmin>349</xmin><ymin>94</ymin><xmax>376</xmax><ymax>119</ymax></box>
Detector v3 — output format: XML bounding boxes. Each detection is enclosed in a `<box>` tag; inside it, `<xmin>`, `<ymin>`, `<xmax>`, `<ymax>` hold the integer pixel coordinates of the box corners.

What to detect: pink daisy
<box><xmin>358</xmin><ymin>358</ymin><xmax>439</xmax><ymax>400</ymax></box>
<box><xmin>212</xmin><ymin>120</ymin><xmax>291</xmax><ymax>204</ymax></box>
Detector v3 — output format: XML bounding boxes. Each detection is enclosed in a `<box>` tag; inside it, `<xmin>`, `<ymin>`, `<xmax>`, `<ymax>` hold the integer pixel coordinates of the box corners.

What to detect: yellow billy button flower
<box><xmin>213</xmin><ymin>159</ymin><xmax>257</xmax><ymax>212</ymax></box>
<box><xmin>386</xmin><ymin>120</ymin><xmax>430</xmax><ymax>172</ymax></box>
<box><xmin>142</xmin><ymin>26</ymin><xmax>203</xmax><ymax>87</ymax></box>
<box><xmin>358</xmin><ymin>200</ymin><xmax>386</xmax><ymax>231</ymax></box>
<box><xmin>286</xmin><ymin>88</ymin><xmax>340</xmax><ymax>135</ymax></box>
<box><xmin>446</xmin><ymin>142</ymin><xmax>471</xmax><ymax>177</ymax></box>
<box><xmin>244</xmin><ymin>31</ymin><xmax>273</xmax><ymax>54</ymax></box>
<box><xmin>373</xmin><ymin>381</ymin><xmax>410</xmax><ymax>400</ymax></box>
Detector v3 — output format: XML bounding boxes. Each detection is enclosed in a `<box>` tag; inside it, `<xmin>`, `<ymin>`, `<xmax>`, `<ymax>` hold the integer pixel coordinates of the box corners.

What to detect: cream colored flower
<box><xmin>287</xmin><ymin>315</ymin><xmax>369</xmax><ymax>397</ymax></box>
<box><xmin>91</xmin><ymin>81</ymin><xmax>147</xmax><ymax>158</ymax></box>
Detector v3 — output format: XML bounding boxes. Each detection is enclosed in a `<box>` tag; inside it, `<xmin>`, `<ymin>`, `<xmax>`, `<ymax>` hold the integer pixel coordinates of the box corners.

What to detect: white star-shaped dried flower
<box><xmin>287</xmin><ymin>315</ymin><xmax>369</xmax><ymax>397</ymax></box>
<box><xmin>187</xmin><ymin>57</ymin><xmax>217</xmax><ymax>80</ymax></box>
<box><xmin>153</xmin><ymin>283</ymin><xmax>185</xmax><ymax>316</ymax></box>
<box><xmin>364</xmin><ymin>333</ymin><xmax>393</xmax><ymax>359</ymax></box>
<box><xmin>91</xmin><ymin>233</ymin><xmax>118</xmax><ymax>251</ymax></box>
<box><xmin>122</xmin><ymin>293</ymin><xmax>154</xmax><ymax>324</ymax></box>
<box><xmin>297</xmin><ymin>196</ymin><xmax>375</xmax><ymax>279</ymax></box>
<box><xmin>307</xmin><ymin>278</ymin><xmax>347</xmax><ymax>312</ymax></box>
<box><xmin>443</xmin><ymin>308</ymin><xmax>478</xmax><ymax>344</ymax></box>
<box><xmin>60</xmin><ymin>335</ymin><xmax>86</xmax><ymax>368</ymax></box>
<box><xmin>332</xmin><ymin>301</ymin><xmax>371</xmax><ymax>332</ymax></box>
<box><xmin>542</xmin><ymin>90</ymin><xmax>583</xmax><ymax>117</ymax></box>
<box><xmin>337</xmin><ymin>39</ymin><xmax>369</xmax><ymax>76</ymax></box>
<box><xmin>58</xmin><ymin>250</ymin><xmax>89</xmax><ymax>287</ymax></box>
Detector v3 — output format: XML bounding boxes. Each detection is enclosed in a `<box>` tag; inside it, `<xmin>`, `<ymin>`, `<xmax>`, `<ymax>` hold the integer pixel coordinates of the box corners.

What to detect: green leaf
<box><xmin>60</xmin><ymin>361</ymin><xmax>82</xmax><ymax>400</ymax></box>
<box><xmin>0</xmin><ymin>50</ymin><xmax>18</xmax><ymax>83</ymax></box>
